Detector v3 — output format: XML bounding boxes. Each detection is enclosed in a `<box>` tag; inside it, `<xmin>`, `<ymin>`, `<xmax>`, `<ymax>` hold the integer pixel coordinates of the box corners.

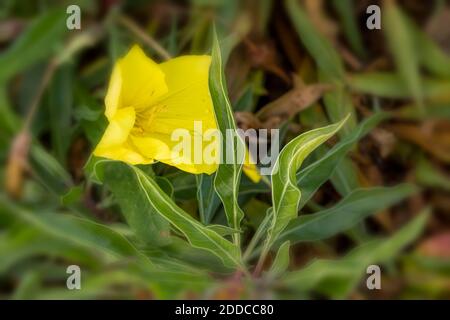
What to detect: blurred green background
<box><xmin>0</xmin><ymin>0</ymin><xmax>449</xmax><ymax>299</ymax></box>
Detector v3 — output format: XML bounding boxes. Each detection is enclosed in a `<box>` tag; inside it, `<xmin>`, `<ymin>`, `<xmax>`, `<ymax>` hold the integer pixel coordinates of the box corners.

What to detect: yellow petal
<box><xmin>93</xmin><ymin>107</ymin><xmax>152</xmax><ymax>164</ymax></box>
<box><xmin>133</xmin><ymin>55</ymin><xmax>219</xmax><ymax>174</ymax></box>
<box><xmin>243</xmin><ymin>151</ymin><xmax>261</xmax><ymax>183</ymax></box>
<box><xmin>105</xmin><ymin>45</ymin><xmax>168</xmax><ymax>120</ymax></box>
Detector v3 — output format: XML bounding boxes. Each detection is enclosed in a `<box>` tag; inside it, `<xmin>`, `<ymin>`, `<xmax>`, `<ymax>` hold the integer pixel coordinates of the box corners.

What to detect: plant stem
<box><xmin>254</xmin><ymin>246</ymin><xmax>269</xmax><ymax>277</ymax></box>
<box><xmin>243</xmin><ymin>213</ymin><xmax>271</xmax><ymax>261</ymax></box>
<box><xmin>118</xmin><ymin>15</ymin><xmax>171</xmax><ymax>61</ymax></box>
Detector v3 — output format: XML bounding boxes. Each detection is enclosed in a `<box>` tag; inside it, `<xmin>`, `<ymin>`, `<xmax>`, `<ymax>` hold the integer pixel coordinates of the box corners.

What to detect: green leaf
<box><xmin>103</xmin><ymin>162</ymin><xmax>171</xmax><ymax>247</ymax></box>
<box><xmin>415</xmin><ymin>157</ymin><xmax>450</xmax><ymax>191</ymax></box>
<box><xmin>268</xmin><ymin>240</ymin><xmax>290</xmax><ymax>277</ymax></box>
<box><xmin>0</xmin><ymin>86</ymin><xmax>19</xmax><ymax>135</ymax></box>
<box><xmin>395</xmin><ymin>103</ymin><xmax>450</xmax><ymax>120</ymax></box>
<box><xmin>296</xmin><ymin>112</ymin><xmax>388</xmax><ymax>209</ymax></box>
<box><xmin>383</xmin><ymin>1</ymin><xmax>424</xmax><ymax>112</ymax></box>
<box><xmin>348</xmin><ymin>72</ymin><xmax>450</xmax><ymax>101</ymax></box>
<box><xmin>330</xmin><ymin>156</ymin><xmax>359</xmax><ymax>196</ymax></box>
<box><xmin>61</xmin><ymin>185</ymin><xmax>84</xmax><ymax>206</ymax></box>
<box><xmin>0</xmin><ymin>227</ymin><xmax>98</xmax><ymax>275</ymax></box>
<box><xmin>278</xmin><ymin>184</ymin><xmax>417</xmax><ymax>244</ymax></box>
<box><xmin>12</xmin><ymin>270</ymin><xmax>41</xmax><ymax>300</ymax></box>
<box><xmin>29</xmin><ymin>144</ymin><xmax>73</xmax><ymax>195</ymax></box>
<box><xmin>403</xmin><ymin>9</ymin><xmax>450</xmax><ymax>79</ymax></box>
<box><xmin>331</xmin><ymin>0</ymin><xmax>366</xmax><ymax>59</ymax></box>
<box><xmin>0</xmin><ymin>9</ymin><xmax>66</xmax><ymax>83</ymax></box>
<box><xmin>284</xmin><ymin>0</ymin><xmax>356</xmax><ymax>134</ymax></box>
<box><xmin>281</xmin><ymin>210</ymin><xmax>429</xmax><ymax>298</ymax></box>
<box><xmin>285</xmin><ymin>0</ymin><xmax>344</xmax><ymax>81</ymax></box>
<box><xmin>132</xmin><ymin>166</ymin><xmax>242</xmax><ymax>269</ymax></box>
<box><xmin>196</xmin><ymin>173</ymin><xmax>221</xmax><ymax>224</ymax></box>
<box><xmin>0</xmin><ymin>195</ymin><xmax>142</xmax><ymax>260</ymax></box>
<box><xmin>262</xmin><ymin>118</ymin><xmax>348</xmax><ymax>255</ymax></box>
<box><xmin>209</xmin><ymin>29</ymin><xmax>246</xmax><ymax>246</ymax></box>
<box><xmin>320</xmin><ymin>78</ymin><xmax>357</xmax><ymax>136</ymax></box>
<box><xmin>47</xmin><ymin>65</ymin><xmax>73</xmax><ymax>164</ymax></box>
<box><xmin>207</xmin><ymin>224</ymin><xmax>240</xmax><ymax>237</ymax></box>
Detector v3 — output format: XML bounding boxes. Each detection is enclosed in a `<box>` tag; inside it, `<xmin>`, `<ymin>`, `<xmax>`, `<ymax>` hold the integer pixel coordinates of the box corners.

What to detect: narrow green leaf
<box><xmin>296</xmin><ymin>112</ymin><xmax>388</xmax><ymax>209</ymax></box>
<box><xmin>278</xmin><ymin>184</ymin><xmax>417</xmax><ymax>244</ymax></box>
<box><xmin>268</xmin><ymin>240</ymin><xmax>290</xmax><ymax>277</ymax></box>
<box><xmin>285</xmin><ymin>0</ymin><xmax>356</xmax><ymax>135</ymax></box>
<box><xmin>196</xmin><ymin>173</ymin><xmax>221</xmax><ymax>224</ymax></box>
<box><xmin>330</xmin><ymin>156</ymin><xmax>359</xmax><ymax>196</ymax></box>
<box><xmin>132</xmin><ymin>166</ymin><xmax>242</xmax><ymax>269</ymax></box>
<box><xmin>209</xmin><ymin>29</ymin><xmax>246</xmax><ymax>245</ymax></box>
<box><xmin>0</xmin><ymin>195</ymin><xmax>142</xmax><ymax>259</ymax></box>
<box><xmin>320</xmin><ymin>78</ymin><xmax>357</xmax><ymax>136</ymax></box>
<box><xmin>395</xmin><ymin>103</ymin><xmax>450</xmax><ymax>120</ymax></box>
<box><xmin>281</xmin><ymin>210</ymin><xmax>429</xmax><ymax>298</ymax></box>
<box><xmin>383</xmin><ymin>1</ymin><xmax>424</xmax><ymax>112</ymax></box>
<box><xmin>12</xmin><ymin>270</ymin><xmax>41</xmax><ymax>300</ymax></box>
<box><xmin>263</xmin><ymin>118</ymin><xmax>348</xmax><ymax>253</ymax></box>
<box><xmin>332</xmin><ymin>0</ymin><xmax>366</xmax><ymax>58</ymax></box>
<box><xmin>29</xmin><ymin>145</ymin><xmax>73</xmax><ymax>195</ymax></box>
<box><xmin>47</xmin><ymin>65</ymin><xmax>73</xmax><ymax>164</ymax></box>
<box><xmin>285</xmin><ymin>0</ymin><xmax>344</xmax><ymax>81</ymax></box>
<box><xmin>402</xmin><ymin>9</ymin><xmax>450</xmax><ymax>78</ymax></box>
<box><xmin>0</xmin><ymin>9</ymin><xmax>66</xmax><ymax>82</ymax></box>
<box><xmin>0</xmin><ymin>227</ymin><xmax>98</xmax><ymax>275</ymax></box>
<box><xmin>415</xmin><ymin>157</ymin><xmax>450</xmax><ymax>191</ymax></box>
<box><xmin>348</xmin><ymin>72</ymin><xmax>450</xmax><ymax>101</ymax></box>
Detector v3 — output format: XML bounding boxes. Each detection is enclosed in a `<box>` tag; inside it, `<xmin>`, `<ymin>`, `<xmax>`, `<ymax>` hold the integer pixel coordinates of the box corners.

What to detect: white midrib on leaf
<box><xmin>133</xmin><ymin>168</ymin><xmax>242</xmax><ymax>268</ymax></box>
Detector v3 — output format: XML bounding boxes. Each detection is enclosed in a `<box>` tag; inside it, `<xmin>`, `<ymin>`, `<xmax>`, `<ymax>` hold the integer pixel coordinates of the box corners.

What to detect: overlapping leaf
<box><xmin>281</xmin><ymin>211</ymin><xmax>428</xmax><ymax>298</ymax></box>
<box><xmin>262</xmin><ymin>118</ymin><xmax>348</xmax><ymax>256</ymax></box>
<box><xmin>209</xmin><ymin>30</ymin><xmax>246</xmax><ymax>246</ymax></box>
<box><xmin>132</xmin><ymin>166</ymin><xmax>242</xmax><ymax>269</ymax></box>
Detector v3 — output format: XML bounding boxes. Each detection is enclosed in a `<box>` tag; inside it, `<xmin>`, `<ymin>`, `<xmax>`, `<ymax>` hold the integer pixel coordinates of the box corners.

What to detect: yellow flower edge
<box><xmin>94</xmin><ymin>44</ymin><xmax>261</xmax><ymax>182</ymax></box>
<box><xmin>243</xmin><ymin>151</ymin><xmax>261</xmax><ymax>183</ymax></box>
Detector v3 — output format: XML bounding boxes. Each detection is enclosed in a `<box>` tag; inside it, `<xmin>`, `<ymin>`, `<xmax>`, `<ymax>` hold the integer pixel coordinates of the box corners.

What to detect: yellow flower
<box><xmin>94</xmin><ymin>45</ymin><xmax>261</xmax><ymax>182</ymax></box>
<box><xmin>94</xmin><ymin>45</ymin><xmax>218</xmax><ymax>174</ymax></box>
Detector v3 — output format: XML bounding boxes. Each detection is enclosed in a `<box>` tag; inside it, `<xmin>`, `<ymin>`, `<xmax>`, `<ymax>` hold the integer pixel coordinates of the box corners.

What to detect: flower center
<box><xmin>132</xmin><ymin>104</ymin><xmax>166</xmax><ymax>135</ymax></box>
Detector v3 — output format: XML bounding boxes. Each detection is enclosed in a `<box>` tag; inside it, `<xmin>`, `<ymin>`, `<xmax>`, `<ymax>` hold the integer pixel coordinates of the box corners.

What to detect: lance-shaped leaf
<box><xmin>263</xmin><ymin>117</ymin><xmax>348</xmax><ymax>254</ymax></box>
<box><xmin>383</xmin><ymin>0</ymin><xmax>424</xmax><ymax>112</ymax></box>
<box><xmin>284</xmin><ymin>0</ymin><xmax>344</xmax><ymax>82</ymax></box>
<box><xmin>284</xmin><ymin>0</ymin><xmax>356</xmax><ymax>135</ymax></box>
<box><xmin>0</xmin><ymin>195</ymin><xmax>141</xmax><ymax>259</ymax></box>
<box><xmin>281</xmin><ymin>210</ymin><xmax>428</xmax><ymax>298</ymax></box>
<box><xmin>0</xmin><ymin>9</ymin><xmax>66</xmax><ymax>83</ymax></box>
<box><xmin>297</xmin><ymin>112</ymin><xmax>388</xmax><ymax>209</ymax></box>
<box><xmin>278</xmin><ymin>184</ymin><xmax>417</xmax><ymax>245</ymax></box>
<box><xmin>268</xmin><ymin>241</ymin><xmax>291</xmax><ymax>278</ymax></box>
<box><xmin>347</xmin><ymin>72</ymin><xmax>450</xmax><ymax>101</ymax></box>
<box><xmin>209</xmin><ymin>29</ymin><xmax>246</xmax><ymax>245</ymax></box>
<box><xmin>132</xmin><ymin>166</ymin><xmax>242</xmax><ymax>269</ymax></box>
<box><xmin>196</xmin><ymin>173</ymin><xmax>221</xmax><ymax>224</ymax></box>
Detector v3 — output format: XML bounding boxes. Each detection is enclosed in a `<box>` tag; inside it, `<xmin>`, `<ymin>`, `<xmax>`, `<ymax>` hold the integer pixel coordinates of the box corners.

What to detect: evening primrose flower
<box><xmin>94</xmin><ymin>45</ymin><xmax>218</xmax><ymax>174</ymax></box>
<box><xmin>94</xmin><ymin>45</ymin><xmax>261</xmax><ymax>181</ymax></box>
